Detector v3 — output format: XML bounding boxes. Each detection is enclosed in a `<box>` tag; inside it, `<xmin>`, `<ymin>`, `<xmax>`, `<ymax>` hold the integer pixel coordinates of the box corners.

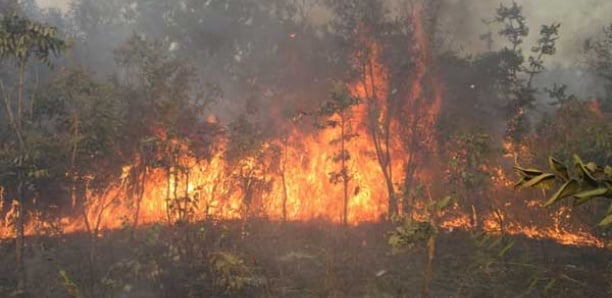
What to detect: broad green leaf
<box><xmin>513</xmin><ymin>165</ymin><xmax>543</xmax><ymax>178</ymax></box>
<box><xmin>522</xmin><ymin>173</ymin><xmax>556</xmax><ymax>188</ymax></box>
<box><xmin>548</xmin><ymin>157</ymin><xmax>568</xmax><ymax>181</ymax></box>
<box><xmin>544</xmin><ymin>179</ymin><xmax>579</xmax><ymax>207</ymax></box>
<box><xmin>513</xmin><ymin>177</ymin><xmax>526</xmax><ymax>189</ymax></box>
<box><xmin>437</xmin><ymin>196</ymin><xmax>453</xmax><ymax>210</ymax></box>
<box><xmin>574</xmin><ymin>154</ymin><xmax>598</xmax><ymax>186</ymax></box>
<box><xmin>598</xmin><ymin>213</ymin><xmax>612</xmax><ymax>227</ymax></box>
<box><xmin>572</xmin><ymin>187</ymin><xmax>608</xmax><ymax>206</ymax></box>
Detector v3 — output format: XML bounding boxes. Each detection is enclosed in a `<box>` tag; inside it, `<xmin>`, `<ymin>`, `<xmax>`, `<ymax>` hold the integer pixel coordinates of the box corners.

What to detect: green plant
<box><xmin>387</xmin><ymin>193</ymin><xmax>453</xmax><ymax>298</ymax></box>
<box><xmin>0</xmin><ymin>13</ymin><xmax>67</xmax><ymax>295</ymax></box>
<box><xmin>318</xmin><ymin>83</ymin><xmax>360</xmax><ymax>225</ymax></box>
<box><xmin>514</xmin><ymin>154</ymin><xmax>612</xmax><ymax>226</ymax></box>
<box><xmin>209</xmin><ymin>251</ymin><xmax>266</xmax><ymax>295</ymax></box>
<box><xmin>58</xmin><ymin>269</ymin><xmax>82</xmax><ymax>298</ymax></box>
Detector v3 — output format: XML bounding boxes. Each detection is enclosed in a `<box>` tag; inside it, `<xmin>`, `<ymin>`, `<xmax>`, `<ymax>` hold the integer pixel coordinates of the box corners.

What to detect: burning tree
<box><xmin>113</xmin><ymin>33</ymin><xmax>222</xmax><ymax>225</ymax></box>
<box><xmin>326</xmin><ymin>0</ymin><xmax>443</xmax><ymax>219</ymax></box>
<box><xmin>225</xmin><ymin>116</ymin><xmax>274</xmax><ymax>223</ymax></box>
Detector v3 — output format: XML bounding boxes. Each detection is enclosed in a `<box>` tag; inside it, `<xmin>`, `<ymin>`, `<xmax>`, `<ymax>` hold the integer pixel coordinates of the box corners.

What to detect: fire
<box><xmin>0</xmin><ymin>4</ymin><xmax>605</xmax><ymax>250</ymax></box>
<box><xmin>483</xmin><ymin>212</ymin><xmax>604</xmax><ymax>247</ymax></box>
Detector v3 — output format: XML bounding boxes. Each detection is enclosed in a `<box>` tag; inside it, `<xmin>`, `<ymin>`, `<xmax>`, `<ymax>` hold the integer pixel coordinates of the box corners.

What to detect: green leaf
<box><xmin>575</xmin><ymin>187</ymin><xmax>608</xmax><ymax>199</ymax></box>
<box><xmin>544</xmin><ymin>179</ymin><xmax>579</xmax><ymax>207</ymax></box>
<box><xmin>573</xmin><ymin>187</ymin><xmax>608</xmax><ymax>205</ymax></box>
<box><xmin>522</xmin><ymin>173</ymin><xmax>556</xmax><ymax>188</ymax></box>
<box><xmin>548</xmin><ymin>157</ymin><xmax>569</xmax><ymax>181</ymax></box>
<box><xmin>437</xmin><ymin>196</ymin><xmax>453</xmax><ymax>211</ymax></box>
<box><xmin>513</xmin><ymin>177</ymin><xmax>527</xmax><ymax>189</ymax></box>
<box><xmin>574</xmin><ymin>154</ymin><xmax>598</xmax><ymax>186</ymax></box>
<box><xmin>498</xmin><ymin>240</ymin><xmax>515</xmax><ymax>257</ymax></box>
<box><xmin>598</xmin><ymin>213</ymin><xmax>612</xmax><ymax>227</ymax></box>
<box><xmin>513</xmin><ymin>165</ymin><xmax>543</xmax><ymax>178</ymax></box>
<box><xmin>604</xmin><ymin>166</ymin><xmax>612</xmax><ymax>177</ymax></box>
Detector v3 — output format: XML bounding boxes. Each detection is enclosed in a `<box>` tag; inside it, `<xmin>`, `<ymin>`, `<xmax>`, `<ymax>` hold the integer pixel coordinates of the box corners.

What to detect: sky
<box><xmin>440</xmin><ymin>0</ymin><xmax>612</xmax><ymax>67</ymax></box>
<box><xmin>35</xmin><ymin>0</ymin><xmax>612</xmax><ymax>67</ymax></box>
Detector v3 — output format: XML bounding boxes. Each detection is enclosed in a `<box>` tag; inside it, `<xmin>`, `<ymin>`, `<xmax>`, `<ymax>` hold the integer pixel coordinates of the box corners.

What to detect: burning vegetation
<box><xmin>0</xmin><ymin>0</ymin><xmax>611</xmax><ymax>297</ymax></box>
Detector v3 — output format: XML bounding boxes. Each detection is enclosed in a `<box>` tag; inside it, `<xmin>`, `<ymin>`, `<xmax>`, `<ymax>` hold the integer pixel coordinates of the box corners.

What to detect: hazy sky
<box><xmin>440</xmin><ymin>0</ymin><xmax>612</xmax><ymax>67</ymax></box>
<box><xmin>35</xmin><ymin>0</ymin><xmax>612</xmax><ymax>67</ymax></box>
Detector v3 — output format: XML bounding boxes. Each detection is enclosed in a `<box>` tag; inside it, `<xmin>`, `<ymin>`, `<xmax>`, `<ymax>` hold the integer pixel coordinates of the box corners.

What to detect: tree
<box><xmin>388</xmin><ymin>193</ymin><xmax>453</xmax><ymax>298</ymax></box>
<box><xmin>485</xmin><ymin>2</ymin><xmax>560</xmax><ymax>163</ymax></box>
<box><xmin>225</xmin><ymin>115</ymin><xmax>274</xmax><ymax>226</ymax></box>
<box><xmin>0</xmin><ymin>13</ymin><xmax>66</xmax><ymax>295</ymax></box>
<box><xmin>113</xmin><ymin>33</ymin><xmax>221</xmax><ymax>226</ymax></box>
<box><xmin>326</xmin><ymin>0</ymin><xmax>438</xmax><ymax>219</ymax></box>
<box><xmin>445</xmin><ymin>131</ymin><xmax>495</xmax><ymax>227</ymax></box>
<box><xmin>29</xmin><ymin>68</ymin><xmax>126</xmax><ymax>297</ymax></box>
<box><xmin>584</xmin><ymin>24</ymin><xmax>612</xmax><ymax>113</ymax></box>
<box><xmin>318</xmin><ymin>84</ymin><xmax>360</xmax><ymax>225</ymax></box>
<box><xmin>533</xmin><ymin>99</ymin><xmax>612</xmax><ymax>166</ymax></box>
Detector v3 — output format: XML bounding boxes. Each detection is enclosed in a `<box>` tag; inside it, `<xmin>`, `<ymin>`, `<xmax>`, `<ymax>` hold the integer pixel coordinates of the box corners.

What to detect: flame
<box><xmin>0</xmin><ymin>5</ymin><xmax>605</xmax><ymax>249</ymax></box>
<box><xmin>483</xmin><ymin>211</ymin><xmax>604</xmax><ymax>247</ymax></box>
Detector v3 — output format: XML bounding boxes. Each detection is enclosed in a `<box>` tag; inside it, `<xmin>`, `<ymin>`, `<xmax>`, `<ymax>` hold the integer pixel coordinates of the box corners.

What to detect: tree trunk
<box><xmin>15</xmin><ymin>172</ymin><xmax>26</xmax><ymax>297</ymax></box>
<box><xmin>422</xmin><ymin>234</ymin><xmax>436</xmax><ymax>298</ymax></box>
<box><xmin>384</xmin><ymin>170</ymin><xmax>396</xmax><ymax>218</ymax></box>
<box><xmin>281</xmin><ymin>142</ymin><xmax>288</xmax><ymax>222</ymax></box>
<box><xmin>16</xmin><ymin>60</ymin><xmax>25</xmax><ymax>130</ymax></box>
<box><xmin>132</xmin><ymin>164</ymin><xmax>147</xmax><ymax>229</ymax></box>
<box><xmin>341</xmin><ymin>114</ymin><xmax>348</xmax><ymax>226</ymax></box>
<box><xmin>15</xmin><ymin>59</ymin><xmax>27</xmax><ymax>297</ymax></box>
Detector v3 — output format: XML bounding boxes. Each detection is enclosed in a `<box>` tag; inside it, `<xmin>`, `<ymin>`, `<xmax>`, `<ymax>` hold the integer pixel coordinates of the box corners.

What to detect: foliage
<box><xmin>476</xmin><ymin>3</ymin><xmax>560</xmax><ymax>154</ymax></box>
<box><xmin>515</xmin><ymin>155</ymin><xmax>612</xmax><ymax>226</ymax></box>
<box><xmin>58</xmin><ymin>269</ymin><xmax>82</xmax><ymax>298</ymax></box>
<box><xmin>444</xmin><ymin>131</ymin><xmax>496</xmax><ymax>226</ymax></box>
<box><xmin>388</xmin><ymin>195</ymin><xmax>453</xmax><ymax>253</ymax></box>
<box><xmin>584</xmin><ymin>23</ymin><xmax>612</xmax><ymax>112</ymax></box>
<box><xmin>388</xmin><ymin>217</ymin><xmax>436</xmax><ymax>253</ymax></box>
<box><xmin>318</xmin><ymin>83</ymin><xmax>360</xmax><ymax>225</ymax></box>
<box><xmin>226</xmin><ymin>116</ymin><xmax>275</xmax><ymax>221</ymax></box>
<box><xmin>101</xmin><ymin>222</ymin><xmax>266</xmax><ymax>297</ymax></box>
<box><xmin>446</xmin><ymin>131</ymin><xmax>495</xmax><ymax>193</ymax></box>
<box><xmin>387</xmin><ymin>194</ymin><xmax>453</xmax><ymax>298</ymax></box>
<box><xmin>533</xmin><ymin>99</ymin><xmax>612</xmax><ymax>165</ymax></box>
<box><xmin>0</xmin><ymin>13</ymin><xmax>67</xmax><ymax>65</ymax></box>
<box><xmin>210</xmin><ymin>251</ymin><xmax>266</xmax><ymax>295</ymax></box>
<box><xmin>0</xmin><ymin>13</ymin><xmax>69</xmax><ymax>296</ymax></box>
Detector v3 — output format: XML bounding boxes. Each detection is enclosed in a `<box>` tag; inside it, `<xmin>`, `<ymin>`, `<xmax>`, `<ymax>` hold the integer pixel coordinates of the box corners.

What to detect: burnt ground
<box><xmin>0</xmin><ymin>220</ymin><xmax>609</xmax><ymax>297</ymax></box>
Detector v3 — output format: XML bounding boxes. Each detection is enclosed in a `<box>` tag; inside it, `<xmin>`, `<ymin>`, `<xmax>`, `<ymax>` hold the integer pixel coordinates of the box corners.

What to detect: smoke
<box><xmin>438</xmin><ymin>0</ymin><xmax>612</xmax><ymax>67</ymax></box>
<box><xmin>31</xmin><ymin>0</ymin><xmax>612</xmax><ymax>118</ymax></box>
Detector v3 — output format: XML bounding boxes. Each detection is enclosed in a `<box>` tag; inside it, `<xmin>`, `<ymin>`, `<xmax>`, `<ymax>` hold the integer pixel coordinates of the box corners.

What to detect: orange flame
<box><xmin>0</xmin><ymin>5</ymin><xmax>604</xmax><ymax>249</ymax></box>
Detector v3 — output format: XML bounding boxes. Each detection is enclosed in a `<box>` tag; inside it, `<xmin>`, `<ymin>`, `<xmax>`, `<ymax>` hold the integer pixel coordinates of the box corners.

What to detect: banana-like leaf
<box><xmin>522</xmin><ymin>173</ymin><xmax>556</xmax><ymax>188</ymax></box>
<box><xmin>548</xmin><ymin>157</ymin><xmax>569</xmax><ymax>181</ymax></box>
<box><xmin>598</xmin><ymin>213</ymin><xmax>612</xmax><ymax>227</ymax></box>
<box><xmin>513</xmin><ymin>165</ymin><xmax>544</xmax><ymax>178</ymax></box>
<box><xmin>574</xmin><ymin>195</ymin><xmax>595</xmax><ymax>206</ymax></box>
<box><xmin>544</xmin><ymin>179</ymin><xmax>579</xmax><ymax>207</ymax></box>
<box><xmin>574</xmin><ymin>154</ymin><xmax>598</xmax><ymax>186</ymax></box>
<box><xmin>572</xmin><ymin>187</ymin><xmax>609</xmax><ymax>206</ymax></box>
<box><xmin>514</xmin><ymin>177</ymin><xmax>527</xmax><ymax>189</ymax></box>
